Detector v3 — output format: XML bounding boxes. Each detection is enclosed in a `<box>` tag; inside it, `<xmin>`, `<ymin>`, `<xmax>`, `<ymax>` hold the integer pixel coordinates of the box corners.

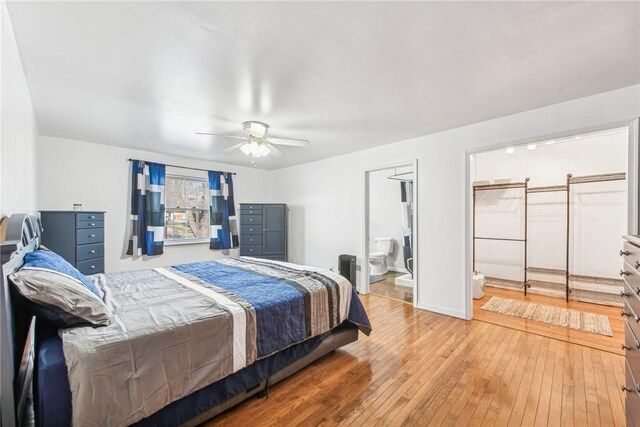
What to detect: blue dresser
<box><xmin>40</xmin><ymin>211</ymin><xmax>106</xmax><ymax>274</ymax></box>
<box><xmin>239</xmin><ymin>204</ymin><xmax>287</xmax><ymax>261</ymax></box>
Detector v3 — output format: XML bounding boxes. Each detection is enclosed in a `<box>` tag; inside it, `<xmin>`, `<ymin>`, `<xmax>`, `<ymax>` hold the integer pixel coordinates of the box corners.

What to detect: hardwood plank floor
<box><xmin>370</xmin><ymin>271</ymin><xmax>413</xmax><ymax>303</ymax></box>
<box><xmin>208</xmin><ymin>294</ymin><xmax>625</xmax><ymax>426</ymax></box>
<box><xmin>473</xmin><ymin>286</ymin><xmax>624</xmax><ymax>355</ymax></box>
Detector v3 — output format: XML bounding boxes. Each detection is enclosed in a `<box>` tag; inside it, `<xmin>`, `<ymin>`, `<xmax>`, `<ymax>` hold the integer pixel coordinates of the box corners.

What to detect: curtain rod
<box><xmin>127</xmin><ymin>158</ymin><xmax>236</xmax><ymax>175</ymax></box>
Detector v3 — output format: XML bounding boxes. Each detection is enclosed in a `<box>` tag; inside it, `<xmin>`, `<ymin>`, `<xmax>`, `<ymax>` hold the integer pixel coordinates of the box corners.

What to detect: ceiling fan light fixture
<box><xmin>240</xmin><ymin>140</ymin><xmax>270</xmax><ymax>157</ymax></box>
<box><xmin>243</xmin><ymin>121</ymin><xmax>269</xmax><ymax>139</ymax></box>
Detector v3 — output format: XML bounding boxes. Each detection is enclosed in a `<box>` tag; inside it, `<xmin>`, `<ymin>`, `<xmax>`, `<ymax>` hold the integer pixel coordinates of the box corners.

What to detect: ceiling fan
<box><xmin>196</xmin><ymin>121</ymin><xmax>310</xmax><ymax>158</ymax></box>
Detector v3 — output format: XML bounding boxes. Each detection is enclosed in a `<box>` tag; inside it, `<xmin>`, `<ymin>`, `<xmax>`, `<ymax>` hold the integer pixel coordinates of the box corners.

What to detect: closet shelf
<box><xmin>527</xmin><ymin>185</ymin><xmax>568</xmax><ymax>193</ymax></box>
<box><xmin>568</xmin><ymin>172</ymin><xmax>626</xmax><ymax>184</ymax></box>
<box><xmin>473</xmin><ymin>182</ymin><xmax>527</xmax><ymax>191</ymax></box>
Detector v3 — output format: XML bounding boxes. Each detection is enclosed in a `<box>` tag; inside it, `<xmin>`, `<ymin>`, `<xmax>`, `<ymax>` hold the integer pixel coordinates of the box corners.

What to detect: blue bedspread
<box><xmin>35</xmin><ymin>258</ymin><xmax>371</xmax><ymax>426</ymax></box>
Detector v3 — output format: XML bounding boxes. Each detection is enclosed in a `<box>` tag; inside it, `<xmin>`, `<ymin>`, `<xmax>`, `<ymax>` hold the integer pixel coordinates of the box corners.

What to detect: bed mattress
<box><xmin>35</xmin><ymin>257</ymin><xmax>370</xmax><ymax>426</ymax></box>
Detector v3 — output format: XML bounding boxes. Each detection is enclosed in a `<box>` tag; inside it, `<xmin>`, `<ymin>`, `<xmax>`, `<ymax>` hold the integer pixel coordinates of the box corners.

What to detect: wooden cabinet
<box><xmin>239</xmin><ymin>204</ymin><xmax>287</xmax><ymax>261</ymax></box>
<box><xmin>41</xmin><ymin>211</ymin><xmax>106</xmax><ymax>274</ymax></box>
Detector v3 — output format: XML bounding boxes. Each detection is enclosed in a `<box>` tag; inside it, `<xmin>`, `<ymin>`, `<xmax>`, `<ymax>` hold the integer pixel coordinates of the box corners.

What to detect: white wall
<box><xmin>368</xmin><ymin>166</ymin><xmax>412</xmax><ymax>272</ymax></box>
<box><xmin>0</xmin><ymin>2</ymin><xmax>37</xmax><ymax>217</ymax></box>
<box><xmin>37</xmin><ymin>136</ymin><xmax>272</xmax><ymax>272</ymax></box>
<box><xmin>473</xmin><ymin>128</ymin><xmax>628</xmax><ymax>280</ymax></box>
<box><xmin>271</xmin><ymin>85</ymin><xmax>640</xmax><ymax>319</ymax></box>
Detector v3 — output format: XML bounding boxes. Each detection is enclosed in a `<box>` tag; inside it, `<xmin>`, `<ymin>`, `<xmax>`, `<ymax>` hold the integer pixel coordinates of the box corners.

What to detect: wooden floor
<box><xmin>209</xmin><ymin>294</ymin><xmax>626</xmax><ymax>426</ymax></box>
<box><xmin>370</xmin><ymin>271</ymin><xmax>413</xmax><ymax>303</ymax></box>
<box><xmin>474</xmin><ymin>287</ymin><xmax>624</xmax><ymax>356</ymax></box>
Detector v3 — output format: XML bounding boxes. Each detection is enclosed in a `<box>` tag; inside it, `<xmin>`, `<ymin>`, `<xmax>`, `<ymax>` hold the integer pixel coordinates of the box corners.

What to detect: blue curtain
<box><xmin>208</xmin><ymin>171</ymin><xmax>239</xmax><ymax>250</ymax></box>
<box><xmin>127</xmin><ymin>160</ymin><xmax>166</xmax><ymax>256</ymax></box>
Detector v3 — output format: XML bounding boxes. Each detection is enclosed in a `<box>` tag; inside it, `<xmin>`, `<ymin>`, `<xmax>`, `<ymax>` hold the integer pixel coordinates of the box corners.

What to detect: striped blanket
<box><xmin>61</xmin><ymin>257</ymin><xmax>370</xmax><ymax>426</ymax></box>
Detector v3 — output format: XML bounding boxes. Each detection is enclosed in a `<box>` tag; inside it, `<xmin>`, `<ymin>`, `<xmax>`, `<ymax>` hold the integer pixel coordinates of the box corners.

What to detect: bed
<box><xmin>0</xmin><ymin>214</ymin><xmax>371</xmax><ymax>426</ymax></box>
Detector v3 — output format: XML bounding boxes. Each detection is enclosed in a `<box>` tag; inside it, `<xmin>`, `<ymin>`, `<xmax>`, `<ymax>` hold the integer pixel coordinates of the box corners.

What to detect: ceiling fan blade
<box><xmin>225</xmin><ymin>142</ymin><xmax>246</xmax><ymax>153</ymax></box>
<box><xmin>264</xmin><ymin>142</ymin><xmax>284</xmax><ymax>157</ymax></box>
<box><xmin>267</xmin><ymin>136</ymin><xmax>310</xmax><ymax>147</ymax></box>
<box><xmin>195</xmin><ymin>132</ymin><xmax>247</xmax><ymax>141</ymax></box>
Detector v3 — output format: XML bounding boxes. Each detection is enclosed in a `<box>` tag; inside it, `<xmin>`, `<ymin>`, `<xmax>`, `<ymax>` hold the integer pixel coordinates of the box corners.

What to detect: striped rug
<box><xmin>481</xmin><ymin>296</ymin><xmax>612</xmax><ymax>337</ymax></box>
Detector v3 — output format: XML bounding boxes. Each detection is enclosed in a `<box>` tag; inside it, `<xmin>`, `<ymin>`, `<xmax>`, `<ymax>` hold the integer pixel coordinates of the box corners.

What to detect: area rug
<box><xmin>481</xmin><ymin>296</ymin><xmax>612</xmax><ymax>337</ymax></box>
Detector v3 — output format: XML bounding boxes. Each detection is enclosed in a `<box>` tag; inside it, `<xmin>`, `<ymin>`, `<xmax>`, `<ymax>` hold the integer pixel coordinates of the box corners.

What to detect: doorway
<box><xmin>363</xmin><ymin>161</ymin><xmax>418</xmax><ymax>306</ymax></box>
<box><xmin>468</xmin><ymin>126</ymin><xmax>634</xmax><ymax>353</ymax></box>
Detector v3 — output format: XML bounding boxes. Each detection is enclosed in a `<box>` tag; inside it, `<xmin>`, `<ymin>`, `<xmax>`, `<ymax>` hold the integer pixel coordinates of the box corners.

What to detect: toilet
<box><xmin>369</xmin><ymin>237</ymin><xmax>393</xmax><ymax>275</ymax></box>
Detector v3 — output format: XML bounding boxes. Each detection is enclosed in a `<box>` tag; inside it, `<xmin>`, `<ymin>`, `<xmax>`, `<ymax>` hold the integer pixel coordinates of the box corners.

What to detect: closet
<box><xmin>472</xmin><ymin>127</ymin><xmax>629</xmax><ymax>306</ymax></box>
<box><xmin>473</xmin><ymin>172</ymin><xmax>626</xmax><ymax>303</ymax></box>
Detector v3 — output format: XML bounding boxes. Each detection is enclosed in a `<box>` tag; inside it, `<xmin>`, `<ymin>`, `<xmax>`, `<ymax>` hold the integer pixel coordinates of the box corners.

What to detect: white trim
<box><xmin>415</xmin><ymin>302</ymin><xmax>466</xmax><ymax>319</ymax></box>
<box><xmin>164</xmin><ymin>239</ymin><xmax>209</xmax><ymax>246</ymax></box>
<box><xmin>154</xmin><ymin>268</ymin><xmax>247</xmax><ymax>371</ymax></box>
<box><xmin>628</xmin><ymin>118</ymin><xmax>639</xmax><ymax>234</ymax></box>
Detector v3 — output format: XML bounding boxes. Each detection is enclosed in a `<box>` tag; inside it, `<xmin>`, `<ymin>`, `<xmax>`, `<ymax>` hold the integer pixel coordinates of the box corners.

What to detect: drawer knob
<box><xmin>250</xmin><ymin>239</ymin><xmax>253</xmax><ymax>242</ymax></box>
<box><xmin>89</xmin><ymin>234</ymin><xmax>96</xmax><ymax>238</ymax></box>
<box><xmin>90</xmin><ymin>265</ymin><xmax>95</xmax><ymax>269</ymax></box>
<box><xmin>621</xmin><ymin>385</ymin><xmax>633</xmax><ymax>393</ymax></box>
<box><xmin>620</xmin><ymin>270</ymin><xmax>630</xmax><ymax>276</ymax></box>
<box><xmin>250</xmin><ymin>249</ymin><xmax>253</xmax><ymax>252</ymax></box>
<box><xmin>620</xmin><ymin>250</ymin><xmax>631</xmax><ymax>256</ymax></box>
<box><xmin>89</xmin><ymin>250</ymin><xmax>96</xmax><ymax>254</ymax></box>
<box><xmin>636</xmin><ymin>286</ymin><xmax>640</xmax><ymax>295</ymax></box>
<box><xmin>622</xmin><ymin>344</ymin><xmax>632</xmax><ymax>351</ymax></box>
<box><xmin>635</xmin><ymin>261</ymin><xmax>640</xmax><ymax>269</ymax></box>
<box><xmin>621</xmin><ymin>310</ymin><xmax>632</xmax><ymax>317</ymax></box>
<box><xmin>89</xmin><ymin>223</ymin><xmax>95</xmax><ymax>227</ymax></box>
<box><xmin>621</xmin><ymin>291</ymin><xmax>630</xmax><ymax>297</ymax></box>
<box><xmin>89</xmin><ymin>215</ymin><xmax>95</xmax><ymax>219</ymax></box>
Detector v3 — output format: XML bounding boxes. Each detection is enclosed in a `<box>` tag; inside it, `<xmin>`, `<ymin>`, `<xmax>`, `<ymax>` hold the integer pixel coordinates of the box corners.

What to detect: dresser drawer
<box><xmin>623</xmin><ymin>278</ymin><xmax>640</xmax><ymax>321</ymax></box>
<box><xmin>76</xmin><ymin>228</ymin><xmax>104</xmax><ymax>245</ymax></box>
<box><xmin>76</xmin><ymin>213</ymin><xmax>104</xmax><ymax>222</ymax></box>
<box><xmin>240</xmin><ymin>215</ymin><xmax>262</xmax><ymax>225</ymax></box>
<box><xmin>625</xmin><ymin>360</ymin><xmax>640</xmax><ymax>415</ymax></box>
<box><xmin>240</xmin><ymin>208</ymin><xmax>262</xmax><ymax>215</ymax></box>
<box><xmin>76</xmin><ymin>220</ymin><xmax>104</xmax><ymax>229</ymax></box>
<box><xmin>77</xmin><ymin>258</ymin><xmax>104</xmax><ymax>275</ymax></box>
<box><xmin>241</xmin><ymin>245</ymin><xmax>263</xmax><ymax>256</ymax></box>
<box><xmin>626</xmin><ymin>322</ymin><xmax>640</xmax><ymax>382</ymax></box>
<box><xmin>240</xmin><ymin>235</ymin><xmax>263</xmax><ymax>245</ymax></box>
<box><xmin>240</xmin><ymin>204</ymin><xmax>262</xmax><ymax>211</ymax></box>
<box><xmin>241</xmin><ymin>225</ymin><xmax>262</xmax><ymax>235</ymax></box>
<box><xmin>624</xmin><ymin>300</ymin><xmax>640</xmax><ymax>340</ymax></box>
<box><xmin>76</xmin><ymin>243</ymin><xmax>104</xmax><ymax>262</ymax></box>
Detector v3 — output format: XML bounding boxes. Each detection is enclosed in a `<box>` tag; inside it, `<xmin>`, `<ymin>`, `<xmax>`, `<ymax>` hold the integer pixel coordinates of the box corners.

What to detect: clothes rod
<box><xmin>568</xmin><ymin>172</ymin><xmax>625</xmax><ymax>184</ymax></box>
<box><xmin>527</xmin><ymin>185</ymin><xmax>568</xmax><ymax>193</ymax></box>
<box><xmin>127</xmin><ymin>158</ymin><xmax>236</xmax><ymax>175</ymax></box>
<box><xmin>473</xmin><ymin>182</ymin><xmax>527</xmax><ymax>191</ymax></box>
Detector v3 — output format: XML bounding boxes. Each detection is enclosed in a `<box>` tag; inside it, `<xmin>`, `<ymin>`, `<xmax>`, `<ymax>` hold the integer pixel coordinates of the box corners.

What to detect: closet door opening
<box><xmin>468</xmin><ymin>126</ymin><xmax>634</xmax><ymax>354</ymax></box>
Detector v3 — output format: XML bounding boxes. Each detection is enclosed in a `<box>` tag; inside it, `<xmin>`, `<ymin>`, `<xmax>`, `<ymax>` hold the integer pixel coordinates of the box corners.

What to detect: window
<box><xmin>164</xmin><ymin>175</ymin><xmax>210</xmax><ymax>243</ymax></box>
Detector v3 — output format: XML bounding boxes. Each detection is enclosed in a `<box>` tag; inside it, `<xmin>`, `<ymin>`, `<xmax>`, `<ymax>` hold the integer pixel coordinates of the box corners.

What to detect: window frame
<box><xmin>164</xmin><ymin>174</ymin><xmax>210</xmax><ymax>245</ymax></box>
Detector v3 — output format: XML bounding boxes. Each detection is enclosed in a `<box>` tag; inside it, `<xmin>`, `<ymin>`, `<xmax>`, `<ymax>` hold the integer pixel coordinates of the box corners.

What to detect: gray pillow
<box><xmin>10</xmin><ymin>268</ymin><xmax>112</xmax><ymax>327</ymax></box>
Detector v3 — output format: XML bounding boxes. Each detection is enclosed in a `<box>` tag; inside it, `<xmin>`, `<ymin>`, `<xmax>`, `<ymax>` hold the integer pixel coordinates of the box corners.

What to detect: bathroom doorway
<box><xmin>363</xmin><ymin>161</ymin><xmax>417</xmax><ymax>305</ymax></box>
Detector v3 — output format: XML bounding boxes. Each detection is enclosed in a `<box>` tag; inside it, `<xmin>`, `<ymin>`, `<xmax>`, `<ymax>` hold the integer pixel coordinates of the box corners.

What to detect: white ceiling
<box><xmin>7</xmin><ymin>1</ymin><xmax>640</xmax><ymax>170</ymax></box>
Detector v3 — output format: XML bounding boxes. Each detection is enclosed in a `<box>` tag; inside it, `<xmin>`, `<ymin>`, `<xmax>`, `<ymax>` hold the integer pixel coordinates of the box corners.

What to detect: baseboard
<box><xmin>415</xmin><ymin>302</ymin><xmax>467</xmax><ymax>320</ymax></box>
<box><xmin>388</xmin><ymin>266</ymin><xmax>409</xmax><ymax>273</ymax></box>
